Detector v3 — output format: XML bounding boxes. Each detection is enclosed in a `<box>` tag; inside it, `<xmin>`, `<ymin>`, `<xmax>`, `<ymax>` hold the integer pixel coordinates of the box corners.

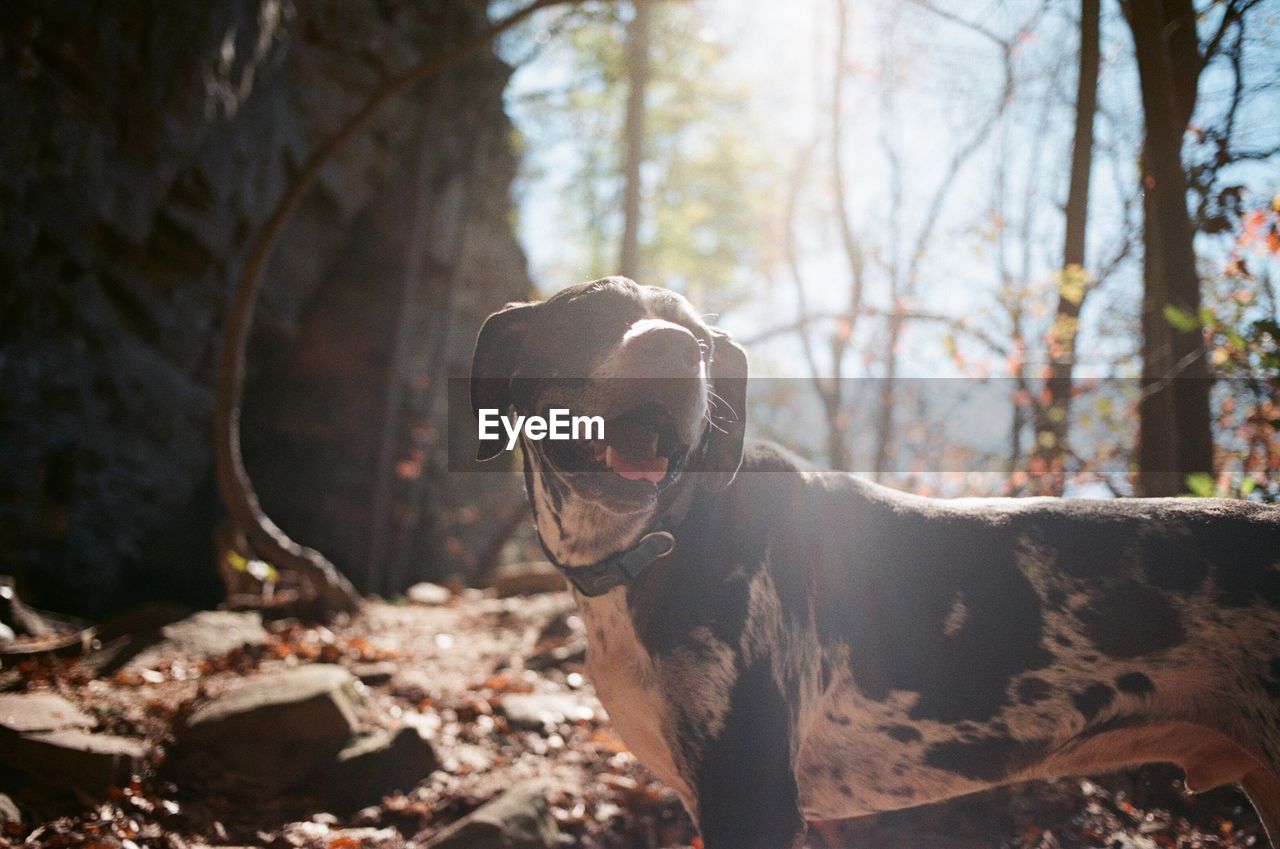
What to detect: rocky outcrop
<box><xmin>0</xmin><ymin>1</ymin><xmax>531</xmax><ymax>615</ymax></box>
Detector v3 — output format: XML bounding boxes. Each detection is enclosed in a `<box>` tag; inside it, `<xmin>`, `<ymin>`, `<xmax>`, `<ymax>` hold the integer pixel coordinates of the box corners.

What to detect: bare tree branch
<box><xmin>743</xmin><ymin>306</ymin><xmax>1011</xmax><ymax>359</ymax></box>
<box><xmin>831</xmin><ymin>0</ymin><xmax>867</xmax><ymax>340</ymax></box>
<box><xmin>903</xmin><ymin>10</ymin><xmax>1025</xmax><ymax>289</ymax></box>
<box><xmin>903</xmin><ymin>0</ymin><xmax>1009</xmax><ymax>48</ymax></box>
<box><xmin>1200</xmin><ymin>0</ymin><xmax>1264</xmax><ymax>70</ymax></box>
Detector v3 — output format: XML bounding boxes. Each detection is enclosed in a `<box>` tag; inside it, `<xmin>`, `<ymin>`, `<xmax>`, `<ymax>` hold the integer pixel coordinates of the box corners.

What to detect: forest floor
<box><xmin>0</xmin><ymin>586</ymin><xmax>1265</xmax><ymax>849</ymax></box>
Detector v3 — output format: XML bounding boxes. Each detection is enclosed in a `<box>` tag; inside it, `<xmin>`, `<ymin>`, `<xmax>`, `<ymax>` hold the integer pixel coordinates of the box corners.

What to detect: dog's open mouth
<box><xmin>546</xmin><ymin>401</ymin><xmax>687</xmax><ymax>487</ymax></box>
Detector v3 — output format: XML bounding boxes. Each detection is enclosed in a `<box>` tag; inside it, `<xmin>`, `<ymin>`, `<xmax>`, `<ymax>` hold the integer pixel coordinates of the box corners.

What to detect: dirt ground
<box><xmin>0</xmin><ymin>590</ymin><xmax>1265</xmax><ymax>849</ymax></box>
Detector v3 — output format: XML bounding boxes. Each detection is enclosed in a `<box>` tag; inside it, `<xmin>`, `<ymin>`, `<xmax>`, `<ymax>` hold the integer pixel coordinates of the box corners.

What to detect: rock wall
<box><xmin>0</xmin><ymin>1</ymin><xmax>530</xmax><ymax>615</ymax></box>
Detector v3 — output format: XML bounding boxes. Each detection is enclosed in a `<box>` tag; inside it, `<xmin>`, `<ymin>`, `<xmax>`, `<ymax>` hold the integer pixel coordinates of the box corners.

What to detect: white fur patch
<box><xmin>942</xmin><ymin>593</ymin><xmax>968</xmax><ymax>637</ymax></box>
<box><xmin>578</xmin><ymin>589</ymin><xmax>697</xmax><ymax>813</ymax></box>
<box><xmin>527</xmin><ymin>446</ymin><xmax>652</xmax><ymax>566</ymax></box>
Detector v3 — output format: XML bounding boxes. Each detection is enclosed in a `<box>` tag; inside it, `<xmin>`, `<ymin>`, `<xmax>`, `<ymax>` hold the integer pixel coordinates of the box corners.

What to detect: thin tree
<box><xmin>619</xmin><ymin>0</ymin><xmax>652</xmax><ymax>278</ymax></box>
<box><xmin>1030</xmin><ymin>0</ymin><xmax>1100</xmax><ymax>496</ymax></box>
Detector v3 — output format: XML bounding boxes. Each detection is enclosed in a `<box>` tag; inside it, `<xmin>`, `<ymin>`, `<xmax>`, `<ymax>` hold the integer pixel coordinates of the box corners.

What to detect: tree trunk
<box><xmin>1031</xmin><ymin>0</ymin><xmax>1099</xmax><ymax>496</ymax></box>
<box><xmin>1123</xmin><ymin>0</ymin><xmax>1213</xmax><ymax>497</ymax></box>
<box><xmin>619</xmin><ymin>0</ymin><xmax>652</xmax><ymax>279</ymax></box>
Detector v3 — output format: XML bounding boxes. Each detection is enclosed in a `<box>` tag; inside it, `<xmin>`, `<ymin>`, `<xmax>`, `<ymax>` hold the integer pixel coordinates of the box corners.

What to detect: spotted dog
<box><xmin>470</xmin><ymin>277</ymin><xmax>1280</xmax><ymax>849</ymax></box>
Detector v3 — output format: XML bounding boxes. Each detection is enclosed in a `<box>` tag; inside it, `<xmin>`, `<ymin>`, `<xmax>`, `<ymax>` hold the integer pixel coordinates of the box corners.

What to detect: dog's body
<box><xmin>580</xmin><ymin>443</ymin><xmax>1280</xmax><ymax>845</ymax></box>
<box><xmin>471</xmin><ymin>278</ymin><xmax>1280</xmax><ymax>849</ymax></box>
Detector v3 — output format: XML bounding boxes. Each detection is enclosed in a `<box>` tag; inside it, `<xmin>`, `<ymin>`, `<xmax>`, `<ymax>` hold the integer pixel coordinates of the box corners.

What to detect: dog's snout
<box><xmin>626</xmin><ymin>322</ymin><xmax>703</xmax><ymax>376</ymax></box>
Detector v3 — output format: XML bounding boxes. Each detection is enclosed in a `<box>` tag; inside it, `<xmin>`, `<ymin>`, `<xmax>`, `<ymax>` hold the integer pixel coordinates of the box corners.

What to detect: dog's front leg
<box><xmin>686</xmin><ymin>659</ymin><xmax>807</xmax><ymax>849</ymax></box>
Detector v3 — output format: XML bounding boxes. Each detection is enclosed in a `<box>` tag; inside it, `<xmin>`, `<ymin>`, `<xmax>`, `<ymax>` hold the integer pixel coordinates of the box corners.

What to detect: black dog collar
<box><xmin>538</xmin><ymin>488</ymin><xmax>693</xmax><ymax>597</ymax></box>
<box><xmin>547</xmin><ymin>528</ymin><xmax>677</xmax><ymax>597</ymax></box>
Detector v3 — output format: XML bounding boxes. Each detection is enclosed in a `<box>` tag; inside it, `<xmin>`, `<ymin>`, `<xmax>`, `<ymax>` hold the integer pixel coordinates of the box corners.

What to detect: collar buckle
<box><xmin>541</xmin><ymin>488</ymin><xmax>693</xmax><ymax>598</ymax></box>
<box><xmin>635</xmin><ymin>530</ymin><xmax>677</xmax><ymax>560</ymax></box>
<box><xmin>559</xmin><ymin>529</ymin><xmax>677</xmax><ymax>597</ymax></box>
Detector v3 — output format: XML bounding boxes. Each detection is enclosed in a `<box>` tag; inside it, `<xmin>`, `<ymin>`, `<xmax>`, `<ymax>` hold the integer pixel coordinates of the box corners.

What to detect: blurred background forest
<box><xmin>1</xmin><ymin>0</ymin><xmax>1278</xmax><ymax>619</ymax></box>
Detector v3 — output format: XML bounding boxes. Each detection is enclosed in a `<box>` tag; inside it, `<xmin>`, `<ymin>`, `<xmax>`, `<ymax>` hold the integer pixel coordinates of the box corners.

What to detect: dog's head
<box><xmin>470</xmin><ymin>277</ymin><xmax>747</xmax><ymax>564</ymax></box>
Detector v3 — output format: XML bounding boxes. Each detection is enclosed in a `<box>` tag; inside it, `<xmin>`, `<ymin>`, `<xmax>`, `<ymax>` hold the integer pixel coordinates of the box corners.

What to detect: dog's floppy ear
<box><xmin>700</xmin><ymin>326</ymin><xmax>748</xmax><ymax>491</ymax></box>
<box><xmin>471</xmin><ymin>302</ymin><xmax>539</xmax><ymax>462</ymax></box>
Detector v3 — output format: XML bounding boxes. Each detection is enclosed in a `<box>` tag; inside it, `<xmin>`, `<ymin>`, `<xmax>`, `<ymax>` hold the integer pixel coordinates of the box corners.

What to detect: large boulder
<box><xmin>170</xmin><ymin>664</ymin><xmax>361</xmax><ymax>795</ymax></box>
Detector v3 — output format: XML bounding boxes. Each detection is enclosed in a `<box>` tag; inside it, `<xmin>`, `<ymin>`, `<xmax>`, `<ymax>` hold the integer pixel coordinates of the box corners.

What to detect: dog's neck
<box><xmin>525</xmin><ymin>446</ymin><xmax>691</xmax><ymax>568</ymax></box>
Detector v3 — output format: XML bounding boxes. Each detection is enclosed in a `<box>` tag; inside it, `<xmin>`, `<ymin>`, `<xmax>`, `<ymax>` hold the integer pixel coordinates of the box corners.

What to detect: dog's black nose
<box><xmin>629</xmin><ymin>324</ymin><xmax>703</xmax><ymax>376</ymax></box>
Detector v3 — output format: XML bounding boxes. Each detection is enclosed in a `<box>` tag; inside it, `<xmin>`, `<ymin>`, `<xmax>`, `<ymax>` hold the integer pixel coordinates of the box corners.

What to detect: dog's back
<box><xmin>712</xmin><ymin>442</ymin><xmax>1280</xmax><ymax>818</ymax></box>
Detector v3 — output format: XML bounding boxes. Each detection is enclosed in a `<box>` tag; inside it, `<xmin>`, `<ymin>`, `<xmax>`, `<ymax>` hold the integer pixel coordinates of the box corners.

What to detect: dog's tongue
<box><xmin>603</xmin><ymin>418</ymin><xmax>668</xmax><ymax>484</ymax></box>
<box><xmin>610</xmin><ymin>449</ymin><xmax>669</xmax><ymax>484</ymax></box>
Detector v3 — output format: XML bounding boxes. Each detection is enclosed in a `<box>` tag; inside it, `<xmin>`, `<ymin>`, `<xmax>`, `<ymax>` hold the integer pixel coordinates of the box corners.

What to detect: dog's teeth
<box><xmin>605</xmin><ymin>445</ymin><xmax>614</xmax><ymax>470</ymax></box>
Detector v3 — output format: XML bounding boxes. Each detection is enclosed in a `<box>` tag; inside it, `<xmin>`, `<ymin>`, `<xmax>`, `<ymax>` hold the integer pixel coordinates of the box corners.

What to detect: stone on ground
<box><xmin>499</xmin><ymin>693</ymin><xmax>594</xmax><ymax>731</ymax></box>
<box><xmin>350</xmin><ymin>660</ymin><xmax>397</xmax><ymax>686</ymax></box>
<box><xmin>406</xmin><ymin>582</ymin><xmax>452</xmax><ymax>605</ymax></box>
<box><xmin>323</xmin><ymin>726</ymin><xmax>439</xmax><ymax>810</ymax></box>
<box><xmin>0</xmin><ymin>692</ymin><xmax>142</xmax><ymax>798</ymax></box>
<box><xmin>123</xmin><ymin>610</ymin><xmax>267</xmax><ymax>671</ymax></box>
<box><xmin>0</xmin><ymin>692</ymin><xmax>95</xmax><ymax>733</ymax></box>
<box><xmin>0</xmin><ymin>728</ymin><xmax>146</xmax><ymax>797</ymax></box>
<box><xmin>420</xmin><ymin>782</ymin><xmax>559</xmax><ymax>849</ymax></box>
<box><xmin>170</xmin><ymin>664</ymin><xmax>361</xmax><ymax>795</ymax></box>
